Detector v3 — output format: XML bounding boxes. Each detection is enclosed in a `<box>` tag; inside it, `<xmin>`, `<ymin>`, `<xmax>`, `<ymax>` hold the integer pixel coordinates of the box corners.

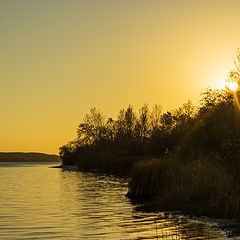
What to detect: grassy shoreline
<box><xmin>125</xmin><ymin>155</ymin><xmax>240</xmax><ymax>238</ymax></box>
<box><xmin>127</xmin><ymin>155</ymin><xmax>240</xmax><ymax>219</ymax></box>
<box><xmin>60</xmin><ymin>156</ymin><xmax>240</xmax><ymax>238</ymax></box>
<box><xmin>128</xmin><ymin>195</ymin><xmax>240</xmax><ymax>238</ymax></box>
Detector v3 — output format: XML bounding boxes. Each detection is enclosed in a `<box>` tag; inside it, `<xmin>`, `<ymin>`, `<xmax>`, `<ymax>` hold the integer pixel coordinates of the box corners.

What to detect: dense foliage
<box><xmin>59</xmin><ymin>87</ymin><xmax>240</xmax><ymax>173</ymax></box>
<box><xmin>59</xmin><ymin>101</ymin><xmax>197</xmax><ymax>172</ymax></box>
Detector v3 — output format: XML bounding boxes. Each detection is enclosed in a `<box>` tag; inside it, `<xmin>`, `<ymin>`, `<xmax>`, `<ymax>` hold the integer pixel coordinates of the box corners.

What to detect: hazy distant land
<box><xmin>0</xmin><ymin>152</ymin><xmax>60</xmax><ymax>162</ymax></box>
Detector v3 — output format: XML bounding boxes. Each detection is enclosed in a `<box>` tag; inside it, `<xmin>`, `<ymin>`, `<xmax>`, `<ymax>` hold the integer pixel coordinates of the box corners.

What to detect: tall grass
<box><xmin>128</xmin><ymin>155</ymin><xmax>240</xmax><ymax>219</ymax></box>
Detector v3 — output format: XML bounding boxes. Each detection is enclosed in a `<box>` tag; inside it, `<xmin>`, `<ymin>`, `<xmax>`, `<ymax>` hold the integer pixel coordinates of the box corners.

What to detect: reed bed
<box><xmin>128</xmin><ymin>155</ymin><xmax>240</xmax><ymax>219</ymax></box>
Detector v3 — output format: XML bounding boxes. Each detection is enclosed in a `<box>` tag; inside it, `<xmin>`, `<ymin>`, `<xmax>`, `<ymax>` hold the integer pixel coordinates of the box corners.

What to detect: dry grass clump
<box><xmin>128</xmin><ymin>155</ymin><xmax>240</xmax><ymax>219</ymax></box>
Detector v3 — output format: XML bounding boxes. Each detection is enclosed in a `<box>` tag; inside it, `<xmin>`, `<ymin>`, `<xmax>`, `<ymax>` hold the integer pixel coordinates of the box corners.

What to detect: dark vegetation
<box><xmin>0</xmin><ymin>152</ymin><xmax>60</xmax><ymax>162</ymax></box>
<box><xmin>60</xmin><ymin>54</ymin><xmax>240</xmax><ymax>219</ymax></box>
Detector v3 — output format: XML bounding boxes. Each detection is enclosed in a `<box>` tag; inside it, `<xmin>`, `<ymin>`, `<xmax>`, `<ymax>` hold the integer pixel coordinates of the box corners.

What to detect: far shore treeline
<box><xmin>60</xmin><ymin>54</ymin><xmax>240</xmax><ymax>219</ymax></box>
<box><xmin>0</xmin><ymin>152</ymin><xmax>60</xmax><ymax>162</ymax></box>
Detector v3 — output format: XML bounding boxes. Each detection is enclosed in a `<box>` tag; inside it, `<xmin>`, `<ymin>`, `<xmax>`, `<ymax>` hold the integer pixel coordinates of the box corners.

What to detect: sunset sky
<box><xmin>1</xmin><ymin>0</ymin><xmax>240</xmax><ymax>154</ymax></box>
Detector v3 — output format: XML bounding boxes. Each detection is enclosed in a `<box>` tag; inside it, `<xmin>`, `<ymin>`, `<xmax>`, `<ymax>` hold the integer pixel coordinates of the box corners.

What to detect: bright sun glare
<box><xmin>225</xmin><ymin>81</ymin><xmax>238</xmax><ymax>91</ymax></box>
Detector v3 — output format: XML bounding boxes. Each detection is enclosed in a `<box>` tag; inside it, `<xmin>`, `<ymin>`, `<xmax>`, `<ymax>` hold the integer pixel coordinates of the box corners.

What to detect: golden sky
<box><xmin>1</xmin><ymin>0</ymin><xmax>240</xmax><ymax>154</ymax></box>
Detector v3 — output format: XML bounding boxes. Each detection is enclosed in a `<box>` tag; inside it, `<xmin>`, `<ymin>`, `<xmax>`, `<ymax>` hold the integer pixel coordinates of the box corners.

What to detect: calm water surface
<box><xmin>0</xmin><ymin>162</ymin><xmax>234</xmax><ymax>240</ymax></box>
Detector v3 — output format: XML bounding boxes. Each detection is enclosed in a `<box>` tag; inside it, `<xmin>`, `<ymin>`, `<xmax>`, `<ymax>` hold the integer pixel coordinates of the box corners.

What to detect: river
<box><xmin>0</xmin><ymin>162</ymin><xmax>235</xmax><ymax>239</ymax></box>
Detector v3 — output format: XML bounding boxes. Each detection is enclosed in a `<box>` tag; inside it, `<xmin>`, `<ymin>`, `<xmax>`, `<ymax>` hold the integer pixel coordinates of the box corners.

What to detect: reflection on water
<box><xmin>0</xmin><ymin>162</ymin><xmax>234</xmax><ymax>239</ymax></box>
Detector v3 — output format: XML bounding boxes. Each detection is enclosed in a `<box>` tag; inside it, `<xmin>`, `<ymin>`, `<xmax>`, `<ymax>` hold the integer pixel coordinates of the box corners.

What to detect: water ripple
<box><xmin>0</xmin><ymin>162</ymin><xmax>234</xmax><ymax>240</ymax></box>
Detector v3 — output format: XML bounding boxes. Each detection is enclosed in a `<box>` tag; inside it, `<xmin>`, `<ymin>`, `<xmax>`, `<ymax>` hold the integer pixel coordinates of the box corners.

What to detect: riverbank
<box><xmin>57</xmin><ymin>161</ymin><xmax>240</xmax><ymax>238</ymax></box>
<box><xmin>59</xmin><ymin>153</ymin><xmax>240</xmax><ymax>222</ymax></box>
<box><xmin>60</xmin><ymin>155</ymin><xmax>147</xmax><ymax>177</ymax></box>
<box><xmin>132</xmin><ymin>198</ymin><xmax>240</xmax><ymax>238</ymax></box>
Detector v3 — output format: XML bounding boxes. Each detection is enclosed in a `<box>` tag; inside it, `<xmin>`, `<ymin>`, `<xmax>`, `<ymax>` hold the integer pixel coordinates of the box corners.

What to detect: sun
<box><xmin>225</xmin><ymin>81</ymin><xmax>238</xmax><ymax>91</ymax></box>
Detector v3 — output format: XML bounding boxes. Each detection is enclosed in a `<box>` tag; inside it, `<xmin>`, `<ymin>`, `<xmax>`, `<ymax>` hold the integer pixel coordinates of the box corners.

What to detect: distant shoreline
<box><xmin>0</xmin><ymin>152</ymin><xmax>61</xmax><ymax>162</ymax></box>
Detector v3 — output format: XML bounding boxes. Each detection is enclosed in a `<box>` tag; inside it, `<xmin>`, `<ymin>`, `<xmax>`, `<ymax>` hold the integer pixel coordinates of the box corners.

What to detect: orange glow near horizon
<box><xmin>1</xmin><ymin>0</ymin><xmax>240</xmax><ymax>154</ymax></box>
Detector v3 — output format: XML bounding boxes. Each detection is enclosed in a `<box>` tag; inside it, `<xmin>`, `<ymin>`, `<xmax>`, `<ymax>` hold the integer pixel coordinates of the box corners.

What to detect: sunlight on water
<box><xmin>0</xmin><ymin>163</ymin><xmax>234</xmax><ymax>239</ymax></box>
